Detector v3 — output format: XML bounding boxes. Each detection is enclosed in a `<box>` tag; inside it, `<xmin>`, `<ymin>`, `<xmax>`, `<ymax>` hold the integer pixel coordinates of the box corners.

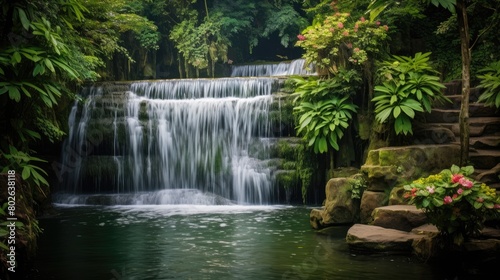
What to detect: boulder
<box><xmin>309</xmin><ymin>176</ymin><xmax>362</xmax><ymax>229</ymax></box>
<box><xmin>361</xmin><ymin>144</ymin><xmax>461</xmax><ymax>192</ymax></box>
<box><xmin>359</xmin><ymin>191</ymin><xmax>387</xmax><ymax>224</ymax></box>
<box><xmin>388</xmin><ymin>185</ymin><xmax>408</xmax><ymax>205</ymax></box>
<box><xmin>346</xmin><ymin>224</ymin><xmax>425</xmax><ymax>253</ymax></box>
<box><xmin>371</xmin><ymin>205</ymin><xmax>427</xmax><ymax>232</ymax></box>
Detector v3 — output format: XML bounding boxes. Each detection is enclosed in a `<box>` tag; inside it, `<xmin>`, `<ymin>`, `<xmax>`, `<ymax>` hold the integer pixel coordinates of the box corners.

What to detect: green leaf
<box><xmin>44</xmin><ymin>58</ymin><xmax>55</xmax><ymax>72</ymax></box>
<box><xmin>393</xmin><ymin>106</ymin><xmax>401</xmax><ymax>118</ymax></box>
<box><xmin>22</xmin><ymin>166</ymin><xmax>31</xmax><ymax>180</ymax></box>
<box><xmin>8</xmin><ymin>86</ymin><xmax>21</xmax><ymax>102</ymax></box>
<box><xmin>17</xmin><ymin>8</ymin><xmax>30</xmax><ymax>30</ymax></box>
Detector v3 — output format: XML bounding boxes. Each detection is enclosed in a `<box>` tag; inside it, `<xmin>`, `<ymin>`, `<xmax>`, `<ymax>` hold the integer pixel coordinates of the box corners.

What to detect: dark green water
<box><xmin>35</xmin><ymin>205</ymin><xmax>448</xmax><ymax>280</ymax></box>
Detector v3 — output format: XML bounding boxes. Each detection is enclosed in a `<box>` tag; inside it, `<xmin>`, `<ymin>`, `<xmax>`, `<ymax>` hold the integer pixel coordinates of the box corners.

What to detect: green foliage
<box><xmin>404</xmin><ymin>165</ymin><xmax>500</xmax><ymax>245</ymax></box>
<box><xmin>372</xmin><ymin>52</ymin><xmax>449</xmax><ymax>135</ymax></box>
<box><xmin>296</xmin><ymin>7</ymin><xmax>389</xmax><ymax>74</ymax></box>
<box><xmin>170</xmin><ymin>13</ymin><xmax>229</xmax><ymax>77</ymax></box>
<box><xmin>477</xmin><ymin>60</ymin><xmax>500</xmax><ymax>108</ymax></box>
<box><xmin>348</xmin><ymin>176</ymin><xmax>366</xmax><ymax>199</ymax></box>
<box><xmin>1</xmin><ymin>146</ymin><xmax>49</xmax><ymax>190</ymax></box>
<box><xmin>291</xmin><ymin>71</ymin><xmax>359</xmax><ymax>154</ymax></box>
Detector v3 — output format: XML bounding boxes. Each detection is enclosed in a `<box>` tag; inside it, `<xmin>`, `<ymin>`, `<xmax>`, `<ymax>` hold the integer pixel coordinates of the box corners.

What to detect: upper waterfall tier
<box><xmin>128</xmin><ymin>77</ymin><xmax>281</xmax><ymax>99</ymax></box>
<box><xmin>230</xmin><ymin>59</ymin><xmax>316</xmax><ymax>77</ymax></box>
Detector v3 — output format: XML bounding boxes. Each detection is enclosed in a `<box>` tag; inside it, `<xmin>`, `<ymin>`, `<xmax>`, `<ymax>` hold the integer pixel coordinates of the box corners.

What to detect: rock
<box><xmin>359</xmin><ymin>191</ymin><xmax>387</xmax><ymax>224</ymax></box>
<box><xmin>388</xmin><ymin>185</ymin><xmax>408</xmax><ymax>205</ymax></box>
<box><xmin>309</xmin><ymin>208</ymin><xmax>324</xmax><ymax>230</ymax></box>
<box><xmin>361</xmin><ymin>145</ymin><xmax>461</xmax><ymax>192</ymax></box>
<box><xmin>371</xmin><ymin>205</ymin><xmax>427</xmax><ymax>232</ymax></box>
<box><xmin>410</xmin><ymin>224</ymin><xmax>439</xmax><ymax>235</ymax></box>
<box><xmin>346</xmin><ymin>224</ymin><xmax>425</xmax><ymax>253</ymax></box>
<box><xmin>309</xmin><ymin>175</ymin><xmax>362</xmax><ymax>229</ymax></box>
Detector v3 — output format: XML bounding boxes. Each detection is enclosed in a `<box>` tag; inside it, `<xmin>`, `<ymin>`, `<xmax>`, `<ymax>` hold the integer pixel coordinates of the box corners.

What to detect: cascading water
<box><xmin>56</xmin><ymin>77</ymin><xmax>282</xmax><ymax>205</ymax></box>
<box><xmin>230</xmin><ymin>58</ymin><xmax>316</xmax><ymax>77</ymax></box>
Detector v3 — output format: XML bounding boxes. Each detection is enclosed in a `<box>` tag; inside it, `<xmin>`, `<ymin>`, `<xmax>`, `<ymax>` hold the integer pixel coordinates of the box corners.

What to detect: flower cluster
<box><xmin>295</xmin><ymin>11</ymin><xmax>388</xmax><ymax>72</ymax></box>
<box><xmin>404</xmin><ymin>165</ymin><xmax>500</xmax><ymax>245</ymax></box>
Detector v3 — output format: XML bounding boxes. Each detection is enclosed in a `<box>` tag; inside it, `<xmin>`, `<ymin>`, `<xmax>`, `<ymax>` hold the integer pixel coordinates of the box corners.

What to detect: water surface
<box><xmin>36</xmin><ymin>205</ymin><xmax>445</xmax><ymax>280</ymax></box>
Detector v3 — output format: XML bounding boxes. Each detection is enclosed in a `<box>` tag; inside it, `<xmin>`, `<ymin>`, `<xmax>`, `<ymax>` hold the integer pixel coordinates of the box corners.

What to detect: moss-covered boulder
<box><xmin>309</xmin><ymin>174</ymin><xmax>363</xmax><ymax>229</ymax></box>
<box><xmin>361</xmin><ymin>144</ymin><xmax>461</xmax><ymax>191</ymax></box>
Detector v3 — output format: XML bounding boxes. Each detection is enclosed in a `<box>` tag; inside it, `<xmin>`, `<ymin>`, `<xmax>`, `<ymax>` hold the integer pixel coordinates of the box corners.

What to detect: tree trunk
<box><xmin>456</xmin><ymin>0</ymin><xmax>471</xmax><ymax>166</ymax></box>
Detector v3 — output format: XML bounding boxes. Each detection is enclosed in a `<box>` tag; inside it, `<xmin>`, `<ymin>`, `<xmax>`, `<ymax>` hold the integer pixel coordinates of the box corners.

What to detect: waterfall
<box><xmin>57</xmin><ymin>78</ymin><xmax>281</xmax><ymax>205</ymax></box>
<box><xmin>230</xmin><ymin>59</ymin><xmax>316</xmax><ymax>77</ymax></box>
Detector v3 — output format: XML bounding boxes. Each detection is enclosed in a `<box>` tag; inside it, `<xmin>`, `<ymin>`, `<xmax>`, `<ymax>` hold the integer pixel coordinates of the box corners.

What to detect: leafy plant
<box><xmin>404</xmin><ymin>165</ymin><xmax>500</xmax><ymax>245</ymax></box>
<box><xmin>372</xmin><ymin>52</ymin><xmax>450</xmax><ymax>135</ymax></box>
<box><xmin>290</xmin><ymin>71</ymin><xmax>359</xmax><ymax>154</ymax></box>
<box><xmin>476</xmin><ymin>60</ymin><xmax>500</xmax><ymax>108</ymax></box>
<box><xmin>295</xmin><ymin>8</ymin><xmax>389</xmax><ymax>74</ymax></box>
<box><xmin>1</xmin><ymin>146</ymin><xmax>49</xmax><ymax>191</ymax></box>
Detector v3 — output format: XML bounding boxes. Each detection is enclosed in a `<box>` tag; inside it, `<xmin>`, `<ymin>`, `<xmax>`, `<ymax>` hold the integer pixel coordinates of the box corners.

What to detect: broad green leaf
<box><xmin>22</xmin><ymin>166</ymin><xmax>31</xmax><ymax>180</ymax></box>
<box><xmin>16</xmin><ymin>7</ymin><xmax>30</xmax><ymax>30</ymax></box>
<box><xmin>8</xmin><ymin>86</ymin><xmax>21</xmax><ymax>102</ymax></box>
<box><xmin>393</xmin><ymin>106</ymin><xmax>401</xmax><ymax>118</ymax></box>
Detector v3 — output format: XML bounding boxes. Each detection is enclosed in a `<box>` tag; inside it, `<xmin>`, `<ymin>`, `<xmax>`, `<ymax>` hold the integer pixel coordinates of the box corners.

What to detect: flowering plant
<box><xmin>404</xmin><ymin>165</ymin><xmax>500</xmax><ymax>245</ymax></box>
<box><xmin>295</xmin><ymin>11</ymin><xmax>388</xmax><ymax>73</ymax></box>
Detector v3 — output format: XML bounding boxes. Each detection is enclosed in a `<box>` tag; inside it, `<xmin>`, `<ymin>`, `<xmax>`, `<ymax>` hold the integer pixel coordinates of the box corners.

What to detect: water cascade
<box><xmin>56</xmin><ymin>76</ymin><xmax>287</xmax><ymax>205</ymax></box>
<box><xmin>230</xmin><ymin>58</ymin><xmax>316</xmax><ymax>77</ymax></box>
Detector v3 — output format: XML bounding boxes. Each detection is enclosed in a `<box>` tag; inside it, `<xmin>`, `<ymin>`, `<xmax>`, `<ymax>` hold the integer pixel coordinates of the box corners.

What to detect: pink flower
<box><xmin>353</xmin><ymin>47</ymin><xmax>360</xmax><ymax>53</ymax></box>
<box><xmin>383</xmin><ymin>25</ymin><xmax>389</xmax><ymax>31</ymax></box>
<box><xmin>426</xmin><ymin>186</ymin><xmax>435</xmax><ymax>194</ymax></box>
<box><xmin>494</xmin><ymin>204</ymin><xmax>500</xmax><ymax>209</ymax></box>
<box><xmin>360</xmin><ymin>17</ymin><xmax>366</xmax><ymax>22</ymax></box>
<box><xmin>342</xmin><ymin>31</ymin><xmax>349</xmax><ymax>36</ymax></box>
<box><xmin>457</xmin><ymin>188</ymin><xmax>463</xmax><ymax>195</ymax></box>
<box><xmin>338</xmin><ymin>22</ymin><xmax>344</xmax><ymax>29</ymax></box>
<box><xmin>443</xmin><ymin>196</ymin><xmax>453</xmax><ymax>204</ymax></box>
<box><xmin>451</xmin><ymin>174</ymin><xmax>464</xmax><ymax>183</ymax></box>
<box><xmin>297</xmin><ymin>34</ymin><xmax>306</xmax><ymax>41</ymax></box>
<box><xmin>346</xmin><ymin>42</ymin><xmax>352</xmax><ymax>49</ymax></box>
<box><xmin>329</xmin><ymin>27</ymin><xmax>335</xmax><ymax>32</ymax></box>
<box><xmin>355</xmin><ymin>23</ymin><xmax>359</xmax><ymax>29</ymax></box>
<box><xmin>476</xmin><ymin>197</ymin><xmax>484</xmax><ymax>203</ymax></box>
<box><xmin>452</xmin><ymin>194</ymin><xmax>458</xmax><ymax>200</ymax></box>
<box><xmin>459</xmin><ymin>177</ymin><xmax>474</xmax><ymax>189</ymax></box>
<box><xmin>376</xmin><ymin>21</ymin><xmax>381</xmax><ymax>26</ymax></box>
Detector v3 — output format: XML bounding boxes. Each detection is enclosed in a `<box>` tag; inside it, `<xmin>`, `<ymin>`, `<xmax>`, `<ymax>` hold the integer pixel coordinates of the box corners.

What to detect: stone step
<box><xmin>371</xmin><ymin>205</ymin><xmax>427</xmax><ymax>232</ymax></box>
<box><xmin>470</xmin><ymin>136</ymin><xmax>500</xmax><ymax>149</ymax></box>
<box><xmin>469</xmin><ymin>149</ymin><xmax>500</xmax><ymax>170</ymax></box>
<box><xmin>474</xmin><ymin>163</ymin><xmax>500</xmax><ymax>186</ymax></box>
<box><xmin>346</xmin><ymin>224</ymin><xmax>426</xmax><ymax>253</ymax></box>
<box><xmin>449</xmin><ymin>117</ymin><xmax>500</xmax><ymax>137</ymax></box>
<box><xmin>426</xmin><ymin>107</ymin><xmax>499</xmax><ymax>124</ymax></box>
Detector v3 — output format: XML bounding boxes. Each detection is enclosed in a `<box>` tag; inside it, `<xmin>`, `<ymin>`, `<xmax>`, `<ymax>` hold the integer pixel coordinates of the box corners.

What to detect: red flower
<box><xmin>459</xmin><ymin>177</ymin><xmax>473</xmax><ymax>189</ymax></box>
<box><xmin>452</xmin><ymin>194</ymin><xmax>458</xmax><ymax>199</ymax></box>
<box><xmin>342</xmin><ymin>31</ymin><xmax>349</xmax><ymax>36</ymax></box>
<box><xmin>360</xmin><ymin>17</ymin><xmax>366</xmax><ymax>22</ymax></box>
<box><xmin>338</xmin><ymin>22</ymin><xmax>344</xmax><ymax>29</ymax></box>
<box><xmin>353</xmin><ymin>47</ymin><xmax>360</xmax><ymax>53</ymax></box>
<box><xmin>443</xmin><ymin>196</ymin><xmax>453</xmax><ymax>204</ymax></box>
<box><xmin>383</xmin><ymin>25</ymin><xmax>389</xmax><ymax>31</ymax></box>
<box><xmin>476</xmin><ymin>197</ymin><xmax>484</xmax><ymax>203</ymax></box>
<box><xmin>376</xmin><ymin>21</ymin><xmax>381</xmax><ymax>26</ymax></box>
<box><xmin>451</xmin><ymin>174</ymin><xmax>464</xmax><ymax>183</ymax></box>
<box><xmin>494</xmin><ymin>204</ymin><xmax>500</xmax><ymax>209</ymax></box>
<box><xmin>346</xmin><ymin>42</ymin><xmax>352</xmax><ymax>49</ymax></box>
<box><xmin>297</xmin><ymin>34</ymin><xmax>306</xmax><ymax>41</ymax></box>
<box><xmin>329</xmin><ymin>28</ymin><xmax>335</xmax><ymax>32</ymax></box>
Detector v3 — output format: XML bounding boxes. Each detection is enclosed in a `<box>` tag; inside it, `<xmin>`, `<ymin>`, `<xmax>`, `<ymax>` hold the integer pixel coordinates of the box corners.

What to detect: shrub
<box><xmin>404</xmin><ymin>165</ymin><xmax>500</xmax><ymax>245</ymax></box>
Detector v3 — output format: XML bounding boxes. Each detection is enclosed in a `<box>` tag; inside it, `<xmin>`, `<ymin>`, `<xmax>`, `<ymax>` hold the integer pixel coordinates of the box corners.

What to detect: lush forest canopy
<box><xmin>1</xmin><ymin>0</ymin><xmax>500</xmax><ymax>197</ymax></box>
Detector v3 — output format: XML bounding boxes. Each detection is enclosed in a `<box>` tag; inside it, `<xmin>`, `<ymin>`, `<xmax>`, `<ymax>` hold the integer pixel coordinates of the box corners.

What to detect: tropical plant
<box><xmin>372</xmin><ymin>52</ymin><xmax>450</xmax><ymax>135</ymax></box>
<box><xmin>476</xmin><ymin>60</ymin><xmax>500</xmax><ymax>108</ymax></box>
<box><xmin>295</xmin><ymin>7</ymin><xmax>389</xmax><ymax>75</ymax></box>
<box><xmin>290</xmin><ymin>69</ymin><xmax>359</xmax><ymax>175</ymax></box>
<box><xmin>404</xmin><ymin>165</ymin><xmax>500</xmax><ymax>245</ymax></box>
